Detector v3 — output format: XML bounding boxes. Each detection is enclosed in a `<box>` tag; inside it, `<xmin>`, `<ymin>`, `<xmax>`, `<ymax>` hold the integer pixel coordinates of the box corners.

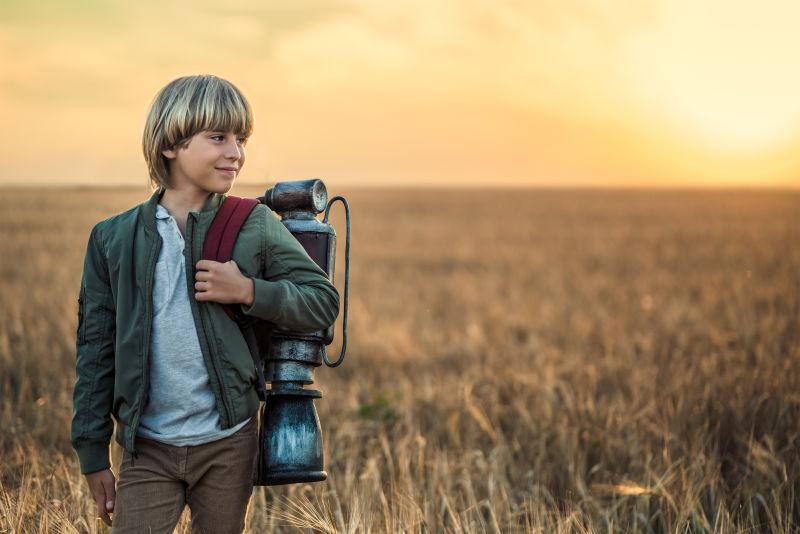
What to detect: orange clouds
<box><xmin>0</xmin><ymin>0</ymin><xmax>798</xmax><ymax>187</ymax></box>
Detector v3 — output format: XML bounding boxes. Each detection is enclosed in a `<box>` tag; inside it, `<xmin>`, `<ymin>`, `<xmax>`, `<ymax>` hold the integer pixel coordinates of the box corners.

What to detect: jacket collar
<box><xmin>142</xmin><ymin>187</ymin><xmax>225</xmax><ymax>232</ymax></box>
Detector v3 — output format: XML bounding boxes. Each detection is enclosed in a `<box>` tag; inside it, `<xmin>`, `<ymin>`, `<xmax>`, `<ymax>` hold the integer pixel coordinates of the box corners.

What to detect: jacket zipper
<box><xmin>77</xmin><ymin>285</ymin><xmax>86</xmax><ymax>344</ymax></box>
<box><xmin>129</xmin><ymin>232</ymin><xmax>161</xmax><ymax>456</ymax></box>
<box><xmin>188</xmin><ymin>213</ymin><xmax>234</xmax><ymax>427</ymax></box>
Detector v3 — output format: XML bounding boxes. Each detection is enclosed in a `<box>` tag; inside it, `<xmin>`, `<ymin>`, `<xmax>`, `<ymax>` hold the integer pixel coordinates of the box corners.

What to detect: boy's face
<box><xmin>161</xmin><ymin>130</ymin><xmax>246</xmax><ymax>194</ymax></box>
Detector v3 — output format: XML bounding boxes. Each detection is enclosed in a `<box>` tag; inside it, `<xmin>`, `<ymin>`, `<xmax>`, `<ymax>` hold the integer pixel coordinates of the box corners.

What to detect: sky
<box><xmin>1</xmin><ymin>0</ymin><xmax>800</xmax><ymax>188</ymax></box>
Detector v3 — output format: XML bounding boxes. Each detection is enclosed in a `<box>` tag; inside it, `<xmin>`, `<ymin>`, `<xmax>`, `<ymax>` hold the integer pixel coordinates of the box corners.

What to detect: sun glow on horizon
<box><xmin>0</xmin><ymin>0</ymin><xmax>799</xmax><ymax>187</ymax></box>
<box><xmin>621</xmin><ymin>0</ymin><xmax>800</xmax><ymax>154</ymax></box>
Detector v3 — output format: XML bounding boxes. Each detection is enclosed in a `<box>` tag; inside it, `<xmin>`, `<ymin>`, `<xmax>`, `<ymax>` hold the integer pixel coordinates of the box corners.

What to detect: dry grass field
<box><xmin>0</xmin><ymin>186</ymin><xmax>798</xmax><ymax>533</ymax></box>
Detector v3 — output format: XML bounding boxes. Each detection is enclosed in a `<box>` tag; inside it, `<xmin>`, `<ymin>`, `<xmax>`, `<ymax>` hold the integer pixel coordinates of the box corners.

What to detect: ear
<box><xmin>162</xmin><ymin>147</ymin><xmax>177</xmax><ymax>160</ymax></box>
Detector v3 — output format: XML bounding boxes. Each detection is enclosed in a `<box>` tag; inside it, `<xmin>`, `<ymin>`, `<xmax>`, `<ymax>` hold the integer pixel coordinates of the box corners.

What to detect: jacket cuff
<box><xmin>240</xmin><ymin>277</ymin><xmax>286</xmax><ymax>322</ymax></box>
<box><xmin>75</xmin><ymin>440</ymin><xmax>111</xmax><ymax>474</ymax></box>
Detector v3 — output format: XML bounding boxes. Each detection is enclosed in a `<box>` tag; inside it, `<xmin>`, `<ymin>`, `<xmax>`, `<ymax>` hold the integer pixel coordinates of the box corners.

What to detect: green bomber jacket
<box><xmin>72</xmin><ymin>187</ymin><xmax>340</xmax><ymax>474</ymax></box>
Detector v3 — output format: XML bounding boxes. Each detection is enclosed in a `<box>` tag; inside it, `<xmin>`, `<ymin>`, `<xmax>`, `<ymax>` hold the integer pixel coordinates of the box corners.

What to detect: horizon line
<box><xmin>1</xmin><ymin>182</ymin><xmax>799</xmax><ymax>192</ymax></box>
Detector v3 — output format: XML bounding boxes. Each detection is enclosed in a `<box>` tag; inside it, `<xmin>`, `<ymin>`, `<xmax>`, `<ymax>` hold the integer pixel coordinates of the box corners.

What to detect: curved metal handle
<box><xmin>322</xmin><ymin>196</ymin><xmax>349</xmax><ymax>367</ymax></box>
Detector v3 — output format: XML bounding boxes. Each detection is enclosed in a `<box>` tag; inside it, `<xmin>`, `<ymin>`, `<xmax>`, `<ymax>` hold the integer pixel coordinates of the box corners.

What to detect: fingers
<box><xmin>101</xmin><ymin>475</ymin><xmax>117</xmax><ymax>514</ymax></box>
<box><xmin>194</xmin><ymin>264</ymin><xmax>222</xmax><ymax>285</ymax></box>
<box><xmin>194</xmin><ymin>260</ymin><xmax>239</xmax><ymax>292</ymax></box>
<box><xmin>195</xmin><ymin>259</ymin><xmax>236</xmax><ymax>270</ymax></box>
<box><xmin>94</xmin><ymin>487</ymin><xmax>112</xmax><ymax>526</ymax></box>
<box><xmin>195</xmin><ymin>280</ymin><xmax>210</xmax><ymax>291</ymax></box>
<box><xmin>193</xmin><ymin>260</ymin><xmax>244</xmax><ymax>303</ymax></box>
<box><xmin>194</xmin><ymin>267</ymin><xmax>214</xmax><ymax>296</ymax></box>
<box><xmin>195</xmin><ymin>260</ymin><xmax>238</xmax><ymax>275</ymax></box>
<box><xmin>85</xmin><ymin>469</ymin><xmax>116</xmax><ymax>527</ymax></box>
<box><xmin>97</xmin><ymin>500</ymin><xmax>112</xmax><ymax>526</ymax></box>
<box><xmin>195</xmin><ymin>259</ymin><xmax>216</xmax><ymax>271</ymax></box>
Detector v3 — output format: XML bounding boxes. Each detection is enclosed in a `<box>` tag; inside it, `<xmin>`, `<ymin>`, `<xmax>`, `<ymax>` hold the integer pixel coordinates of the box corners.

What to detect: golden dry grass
<box><xmin>0</xmin><ymin>185</ymin><xmax>798</xmax><ymax>533</ymax></box>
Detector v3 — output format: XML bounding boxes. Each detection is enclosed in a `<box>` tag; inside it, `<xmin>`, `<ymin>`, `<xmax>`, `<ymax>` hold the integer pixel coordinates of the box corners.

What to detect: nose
<box><xmin>225</xmin><ymin>137</ymin><xmax>243</xmax><ymax>160</ymax></box>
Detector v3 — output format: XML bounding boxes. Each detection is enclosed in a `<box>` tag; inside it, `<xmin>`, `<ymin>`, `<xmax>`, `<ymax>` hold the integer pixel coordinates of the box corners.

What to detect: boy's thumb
<box><xmin>102</xmin><ymin>478</ymin><xmax>116</xmax><ymax>510</ymax></box>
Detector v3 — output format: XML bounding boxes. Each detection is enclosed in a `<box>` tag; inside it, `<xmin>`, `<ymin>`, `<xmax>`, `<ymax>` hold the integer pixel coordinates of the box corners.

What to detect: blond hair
<box><xmin>142</xmin><ymin>75</ymin><xmax>254</xmax><ymax>190</ymax></box>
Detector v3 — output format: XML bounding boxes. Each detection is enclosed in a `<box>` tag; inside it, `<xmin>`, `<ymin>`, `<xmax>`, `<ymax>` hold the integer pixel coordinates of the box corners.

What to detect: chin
<box><xmin>210</xmin><ymin>181</ymin><xmax>234</xmax><ymax>194</ymax></box>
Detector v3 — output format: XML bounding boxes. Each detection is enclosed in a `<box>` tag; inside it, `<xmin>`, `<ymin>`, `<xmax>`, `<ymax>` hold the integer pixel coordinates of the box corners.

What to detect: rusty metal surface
<box><xmin>254</xmin><ymin>178</ymin><xmax>349</xmax><ymax>486</ymax></box>
<box><xmin>262</xmin><ymin>178</ymin><xmax>327</xmax><ymax>214</ymax></box>
<box><xmin>268</xmin><ymin>338</ymin><xmax>323</xmax><ymax>363</ymax></box>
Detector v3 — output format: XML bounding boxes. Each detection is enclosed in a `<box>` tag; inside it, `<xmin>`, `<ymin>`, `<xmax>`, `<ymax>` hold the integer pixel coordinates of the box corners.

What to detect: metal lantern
<box><xmin>254</xmin><ymin>178</ymin><xmax>350</xmax><ymax>486</ymax></box>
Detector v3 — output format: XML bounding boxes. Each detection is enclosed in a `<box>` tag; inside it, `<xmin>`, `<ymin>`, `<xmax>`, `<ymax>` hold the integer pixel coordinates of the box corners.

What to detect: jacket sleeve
<box><xmin>71</xmin><ymin>223</ymin><xmax>116</xmax><ymax>474</ymax></box>
<box><xmin>239</xmin><ymin>206</ymin><xmax>340</xmax><ymax>333</ymax></box>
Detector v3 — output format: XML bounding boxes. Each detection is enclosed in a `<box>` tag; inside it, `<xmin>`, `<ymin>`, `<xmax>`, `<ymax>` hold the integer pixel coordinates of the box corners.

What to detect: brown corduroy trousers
<box><xmin>111</xmin><ymin>417</ymin><xmax>258</xmax><ymax>534</ymax></box>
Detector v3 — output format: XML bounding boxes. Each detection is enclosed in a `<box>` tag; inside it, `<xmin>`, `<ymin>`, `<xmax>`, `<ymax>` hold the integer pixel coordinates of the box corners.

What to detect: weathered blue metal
<box><xmin>258</xmin><ymin>387</ymin><xmax>326</xmax><ymax>485</ymax></box>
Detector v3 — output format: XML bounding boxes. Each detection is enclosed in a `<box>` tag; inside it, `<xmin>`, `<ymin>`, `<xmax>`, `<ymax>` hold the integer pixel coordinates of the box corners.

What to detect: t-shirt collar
<box><xmin>155</xmin><ymin>203</ymin><xmax>172</xmax><ymax>220</ymax></box>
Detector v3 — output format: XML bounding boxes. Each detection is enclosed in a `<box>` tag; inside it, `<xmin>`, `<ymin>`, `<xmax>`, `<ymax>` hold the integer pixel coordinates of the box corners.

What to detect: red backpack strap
<box><xmin>203</xmin><ymin>195</ymin><xmax>268</xmax><ymax>403</ymax></box>
<box><xmin>203</xmin><ymin>196</ymin><xmax>260</xmax><ymax>263</ymax></box>
<box><xmin>202</xmin><ymin>195</ymin><xmax>260</xmax><ymax>321</ymax></box>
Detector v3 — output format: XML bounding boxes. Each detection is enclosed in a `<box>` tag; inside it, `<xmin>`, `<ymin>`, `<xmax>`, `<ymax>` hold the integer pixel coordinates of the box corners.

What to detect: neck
<box><xmin>159</xmin><ymin>186</ymin><xmax>212</xmax><ymax>215</ymax></box>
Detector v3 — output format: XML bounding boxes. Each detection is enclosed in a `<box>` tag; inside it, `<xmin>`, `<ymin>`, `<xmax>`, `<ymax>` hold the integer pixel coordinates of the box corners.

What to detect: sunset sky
<box><xmin>2</xmin><ymin>0</ymin><xmax>800</xmax><ymax>188</ymax></box>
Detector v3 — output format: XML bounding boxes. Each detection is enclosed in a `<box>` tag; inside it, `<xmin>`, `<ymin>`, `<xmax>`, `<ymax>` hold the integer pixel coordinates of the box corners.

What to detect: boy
<box><xmin>72</xmin><ymin>75</ymin><xmax>340</xmax><ymax>533</ymax></box>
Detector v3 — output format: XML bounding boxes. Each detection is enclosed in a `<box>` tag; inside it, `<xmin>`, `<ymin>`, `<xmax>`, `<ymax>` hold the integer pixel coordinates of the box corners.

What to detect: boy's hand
<box><xmin>195</xmin><ymin>260</ymin><xmax>255</xmax><ymax>306</ymax></box>
<box><xmin>84</xmin><ymin>468</ymin><xmax>116</xmax><ymax>526</ymax></box>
